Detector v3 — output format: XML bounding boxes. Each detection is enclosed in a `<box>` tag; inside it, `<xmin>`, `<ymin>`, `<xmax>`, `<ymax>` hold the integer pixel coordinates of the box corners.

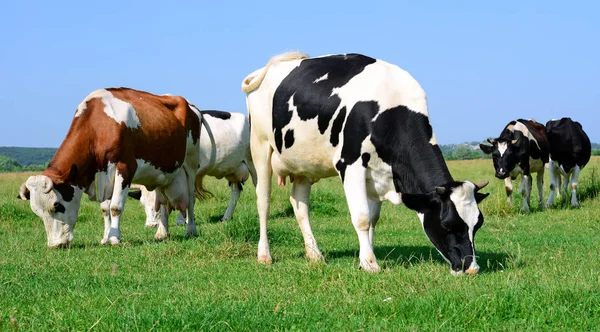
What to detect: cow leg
<box><xmin>222</xmin><ymin>182</ymin><xmax>242</xmax><ymax>222</ymax></box>
<box><xmin>546</xmin><ymin>160</ymin><xmax>559</xmax><ymax>207</ymax></box>
<box><xmin>536</xmin><ymin>168</ymin><xmax>545</xmax><ymax>208</ymax></box>
<box><xmin>569</xmin><ymin>166</ymin><xmax>581</xmax><ymax>207</ymax></box>
<box><xmin>176</xmin><ymin>212</ymin><xmax>187</xmax><ymax>225</ymax></box>
<box><xmin>100</xmin><ymin>200</ymin><xmax>111</xmax><ymax>244</ymax></box>
<box><xmin>106</xmin><ymin>166</ymin><xmax>133</xmax><ymax>245</ymax></box>
<box><xmin>184</xmin><ymin>167</ymin><xmax>197</xmax><ymax>237</ymax></box>
<box><xmin>504</xmin><ymin>177</ymin><xmax>513</xmax><ymax>204</ymax></box>
<box><xmin>343</xmin><ymin>165</ymin><xmax>379</xmax><ymax>272</ymax></box>
<box><xmin>520</xmin><ymin>174</ymin><xmax>532</xmax><ymax>213</ymax></box>
<box><xmin>289</xmin><ymin>177</ymin><xmax>324</xmax><ymax>262</ymax></box>
<box><xmin>252</xmin><ymin>141</ymin><xmax>273</xmax><ymax>264</ymax></box>
<box><xmin>154</xmin><ymin>204</ymin><xmax>170</xmax><ymax>240</ymax></box>
<box><xmin>368</xmin><ymin>199</ymin><xmax>382</xmax><ymax>249</ymax></box>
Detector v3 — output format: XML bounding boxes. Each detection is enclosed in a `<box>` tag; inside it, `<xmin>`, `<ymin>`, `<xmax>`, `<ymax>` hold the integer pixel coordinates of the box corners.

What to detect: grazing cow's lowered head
<box><xmin>21</xmin><ymin>168</ymin><xmax>83</xmax><ymax>248</ymax></box>
<box><xmin>404</xmin><ymin>181</ymin><xmax>489</xmax><ymax>275</ymax></box>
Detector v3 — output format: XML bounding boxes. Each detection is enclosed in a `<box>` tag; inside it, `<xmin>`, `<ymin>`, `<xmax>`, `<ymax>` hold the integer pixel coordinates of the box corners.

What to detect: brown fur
<box><xmin>43</xmin><ymin>88</ymin><xmax>201</xmax><ymax>191</ymax></box>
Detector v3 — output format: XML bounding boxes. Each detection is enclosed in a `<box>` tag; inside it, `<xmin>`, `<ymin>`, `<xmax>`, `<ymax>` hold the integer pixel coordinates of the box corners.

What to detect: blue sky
<box><xmin>1</xmin><ymin>1</ymin><xmax>598</xmax><ymax>147</ymax></box>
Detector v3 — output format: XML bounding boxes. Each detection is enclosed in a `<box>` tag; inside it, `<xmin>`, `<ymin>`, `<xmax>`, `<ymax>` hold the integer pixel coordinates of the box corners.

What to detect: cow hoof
<box><xmin>258</xmin><ymin>254</ymin><xmax>273</xmax><ymax>264</ymax></box>
<box><xmin>220</xmin><ymin>216</ymin><xmax>231</xmax><ymax>223</ymax></box>
<box><xmin>154</xmin><ymin>233</ymin><xmax>169</xmax><ymax>241</ymax></box>
<box><xmin>359</xmin><ymin>261</ymin><xmax>380</xmax><ymax>273</ymax></box>
<box><xmin>305</xmin><ymin>248</ymin><xmax>325</xmax><ymax>263</ymax></box>
<box><xmin>100</xmin><ymin>238</ymin><xmax>108</xmax><ymax>245</ymax></box>
<box><xmin>571</xmin><ymin>203</ymin><xmax>580</xmax><ymax>208</ymax></box>
<box><xmin>145</xmin><ymin>222</ymin><xmax>159</xmax><ymax>228</ymax></box>
<box><xmin>109</xmin><ymin>236</ymin><xmax>120</xmax><ymax>245</ymax></box>
<box><xmin>186</xmin><ymin>230</ymin><xmax>198</xmax><ymax>237</ymax></box>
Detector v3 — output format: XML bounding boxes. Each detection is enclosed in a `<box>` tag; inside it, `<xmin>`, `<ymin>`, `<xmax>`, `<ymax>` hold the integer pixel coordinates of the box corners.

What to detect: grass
<box><xmin>1</xmin><ymin>158</ymin><xmax>599</xmax><ymax>330</ymax></box>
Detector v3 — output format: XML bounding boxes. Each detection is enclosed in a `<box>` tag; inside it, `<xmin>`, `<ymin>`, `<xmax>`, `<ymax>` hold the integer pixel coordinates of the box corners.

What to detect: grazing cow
<box><xmin>18</xmin><ymin>88</ymin><xmax>201</xmax><ymax>247</ymax></box>
<box><xmin>242</xmin><ymin>52</ymin><xmax>490</xmax><ymax>275</ymax></box>
<box><xmin>130</xmin><ymin>110</ymin><xmax>256</xmax><ymax>225</ymax></box>
<box><xmin>479</xmin><ymin>119</ymin><xmax>549</xmax><ymax>213</ymax></box>
<box><xmin>545</xmin><ymin>117</ymin><xmax>591</xmax><ymax>207</ymax></box>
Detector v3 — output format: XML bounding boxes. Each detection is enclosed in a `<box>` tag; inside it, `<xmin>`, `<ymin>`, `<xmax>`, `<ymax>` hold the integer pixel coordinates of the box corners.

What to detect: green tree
<box><xmin>0</xmin><ymin>155</ymin><xmax>23</xmax><ymax>172</ymax></box>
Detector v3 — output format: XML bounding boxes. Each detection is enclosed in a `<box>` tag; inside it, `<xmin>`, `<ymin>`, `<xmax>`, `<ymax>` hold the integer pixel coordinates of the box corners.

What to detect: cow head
<box><xmin>403</xmin><ymin>181</ymin><xmax>489</xmax><ymax>275</ymax></box>
<box><xmin>24</xmin><ymin>172</ymin><xmax>84</xmax><ymax>248</ymax></box>
<box><xmin>479</xmin><ymin>136</ymin><xmax>522</xmax><ymax>179</ymax></box>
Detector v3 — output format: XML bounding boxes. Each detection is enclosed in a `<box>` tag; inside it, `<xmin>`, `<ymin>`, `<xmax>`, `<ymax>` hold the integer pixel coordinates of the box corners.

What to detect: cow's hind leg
<box><xmin>343</xmin><ymin>165</ymin><xmax>379</xmax><ymax>272</ymax></box>
<box><xmin>290</xmin><ymin>176</ymin><xmax>324</xmax><ymax>263</ymax></box>
<box><xmin>536</xmin><ymin>168</ymin><xmax>545</xmax><ymax>208</ymax></box>
<box><xmin>100</xmin><ymin>200</ymin><xmax>111</xmax><ymax>245</ymax></box>
<box><xmin>368</xmin><ymin>199</ymin><xmax>382</xmax><ymax>249</ymax></box>
<box><xmin>569</xmin><ymin>166</ymin><xmax>581</xmax><ymax>207</ymax></box>
<box><xmin>252</xmin><ymin>140</ymin><xmax>273</xmax><ymax>264</ymax></box>
<box><xmin>222</xmin><ymin>181</ymin><xmax>243</xmax><ymax>222</ymax></box>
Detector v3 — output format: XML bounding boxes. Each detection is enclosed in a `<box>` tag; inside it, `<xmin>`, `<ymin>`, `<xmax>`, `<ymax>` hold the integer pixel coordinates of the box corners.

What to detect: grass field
<box><xmin>1</xmin><ymin>158</ymin><xmax>599</xmax><ymax>330</ymax></box>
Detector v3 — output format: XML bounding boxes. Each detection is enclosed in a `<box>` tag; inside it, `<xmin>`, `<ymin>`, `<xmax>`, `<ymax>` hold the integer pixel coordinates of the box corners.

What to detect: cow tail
<box><xmin>194</xmin><ymin>172</ymin><xmax>213</xmax><ymax>201</ymax></box>
<box><xmin>241</xmin><ymin>51</ymin><xmax>309</xmax><ymax>93</ymax></box>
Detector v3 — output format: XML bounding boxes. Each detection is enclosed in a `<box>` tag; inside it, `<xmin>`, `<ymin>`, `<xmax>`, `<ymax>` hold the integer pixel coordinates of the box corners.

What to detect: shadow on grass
<box><xmin>327</xmin><ymin>245</ymin><xmax>515</xmax><ymax>274</ymax></box>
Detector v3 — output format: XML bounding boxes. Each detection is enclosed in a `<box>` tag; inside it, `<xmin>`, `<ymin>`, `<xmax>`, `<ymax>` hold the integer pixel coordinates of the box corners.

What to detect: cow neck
<box><xmin>43</xmin><ymin>129</ymin><xmax>95</xmax><ymax>190</ymax></box>
<box><xmin>394</xmin><ymin>144</ymin><xmax>454</xmax><ymax>195</ymax></box>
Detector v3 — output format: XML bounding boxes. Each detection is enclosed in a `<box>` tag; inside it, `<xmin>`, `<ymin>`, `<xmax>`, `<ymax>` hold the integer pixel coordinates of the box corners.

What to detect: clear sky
<box><xmin>1</xmin><ymin>1</ymin><xmax>598</xmax><ymax>147</ymax></box>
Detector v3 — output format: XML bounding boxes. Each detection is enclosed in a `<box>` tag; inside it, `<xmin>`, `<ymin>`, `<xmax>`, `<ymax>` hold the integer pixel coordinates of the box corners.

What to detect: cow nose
<box><xmin>465</xmin><ymin>262</ymin><xmax>480</xmax><ymax>275</ymax></box>
<box><xmin>498</xmin><ymin>168</ymin><xmax>505</xmax><ymax>175</ymax></box>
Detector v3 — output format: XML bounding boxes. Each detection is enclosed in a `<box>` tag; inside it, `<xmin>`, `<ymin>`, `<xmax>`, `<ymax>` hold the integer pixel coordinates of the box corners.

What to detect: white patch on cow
<box><xmin>75</xmin><ymin>89</ymin><xmax>108</xmax><ymax>117</ymax></box>
<box><xmin>74</xmin><ymin>89</ymin><xmax>140</xmax><ymax>128</ymax></box>
<box><xmin>90</xmin><ymin>162</ymin><xmax>117</xmax><ymax>202</ymax></box>
<box><xmin>133</xmin><ymin>159</ymin><xmax>173</xmax><ymax>187</ymax></box>
<box><xmin>498</xmin><ymin>142</ymin><xmax>508</xmax><ymax>156</ymax></box>
<box><xmin>313</xmin><ymin>73</ymin><xmax>329</xmax><ymax>83</ymax></box>
<box><xmin>429</xmin><ymin>133</ymin><xmax>438</xmax><ymax>145</ymax></box>
<box><xmin>449</xmin><ymin>182</ymin><xmax>480</xmax><ymax>270</ymax></box>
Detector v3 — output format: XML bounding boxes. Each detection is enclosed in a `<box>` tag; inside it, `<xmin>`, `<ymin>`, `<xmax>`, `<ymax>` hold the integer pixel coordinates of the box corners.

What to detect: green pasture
<box><xmin>1</xmin><ymin>158</ymin><xmax>599</xmax><ymax>330</ymax></box>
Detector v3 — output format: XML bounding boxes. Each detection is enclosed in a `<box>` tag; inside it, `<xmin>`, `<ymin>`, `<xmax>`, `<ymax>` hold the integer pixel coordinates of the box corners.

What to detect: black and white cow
<box><xmin>242</xmin><ymin>52</ymin><xmax>490</xmax><ymax>275</ymax></box>
<box><xmin>545</xmin><ymin>117</ymin><xmax>591</xmax><ymax>207</ymax></box>
<box><xmin>479</xmin><ymin>119</ymin><xmax>549</xmax><ymax>213</ymax></box>
<box><xmin>130</xmin><ymin>110</ymin><xmax>256</xmax><ymax>225</ymax></box>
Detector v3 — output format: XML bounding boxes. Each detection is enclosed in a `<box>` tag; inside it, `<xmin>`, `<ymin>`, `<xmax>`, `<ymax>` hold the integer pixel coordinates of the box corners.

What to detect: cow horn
<box><xmin>19</xmin><ymin>182</ymin><xmax>30</xmax><ymax>200</ymax></box>
<box><xmin>43</xmin><ymin>177</ymin><xmax>54</xmax><ymax>194</ymax></box>
<box><xmin>511</xmin><ymin>138</ymin><xmax>519</xmax><ymax>145</ymax></box>
<box><xmin>487</xmin><ymin>138</ymin><xmax>496</xmax><ymax>145</ymax></box>
<box><xmin>474</xmin><ymin>181</ymin><xmax>489</xmax><ymax>191</ymax></box>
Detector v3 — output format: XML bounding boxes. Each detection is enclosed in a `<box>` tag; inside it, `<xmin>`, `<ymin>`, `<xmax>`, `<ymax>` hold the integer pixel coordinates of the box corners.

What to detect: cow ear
<box><xmin>403</xmin><ymin>193</ymin><xmax>431</xmax><ymax>213</ymax></box>
<box><xmin>475</xmin><ymin>192</ymin><xmax>490</xmax><ymax>203</ymax></box>
<box><xmin>479</xmin><ymin>144</ymin><xmax>494</xmax><ymax>154</ymax></box>
<box><xmin>511</xmin><ymin>138</ymin><xmax>519</xmax><ymax>145</ymax></box>
<box><xmin>487</xmin><ymin>138</ymin><xmax>496</xmax><ymax>145</ymax></box>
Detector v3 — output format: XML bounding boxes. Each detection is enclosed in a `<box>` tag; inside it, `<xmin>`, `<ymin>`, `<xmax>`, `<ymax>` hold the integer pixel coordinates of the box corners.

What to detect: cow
<box><xmin>544</xmin><ymin>117</ymin><xmax>591</xmax><ymax>207</ymax></box>
<box><xmin>18</xmin><ymin>88</ymin><xmax>201</xmax><ymax>247</ymax></box>
<box><xmin>479</xmin><ymin>119</ymin><xmax>549</xmax><ymax>213</ymax></box>
<box><xmin>130</xmin><ymin>110</ymin><xmax>256</xmax><ymax>225</ymax></box>
<box><xmin>241</xmin><ymin>52</ymin><xmax>490</xmax><ymax>275</ymax></box>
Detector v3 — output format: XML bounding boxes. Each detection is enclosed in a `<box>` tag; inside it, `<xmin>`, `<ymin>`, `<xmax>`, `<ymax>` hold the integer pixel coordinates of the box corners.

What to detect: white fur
<box><xmin>498</xmin><ymin>142</ymin><xmax>508</xmax><ymax>157</ymax></box>
<box><xmin>449</xmin><ymin>182</ymin><xmax>480</xmax><ymax>273</ymax></box>
<box><xmin>75</xmin><ymin>89</ymin><xmax>140</xmax><ymax>128</ymax></box>
<box><xmin>313</xmin><ymin>73</ymin><xmax>329</xmax><ymax>83</ymax></box>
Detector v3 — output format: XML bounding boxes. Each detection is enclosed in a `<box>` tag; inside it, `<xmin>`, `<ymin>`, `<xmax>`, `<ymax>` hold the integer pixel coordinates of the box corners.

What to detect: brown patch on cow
<box><xmin>42</xmin><ymin>88</ymin><xmax>200</xmax><ymax>192</ymax></box>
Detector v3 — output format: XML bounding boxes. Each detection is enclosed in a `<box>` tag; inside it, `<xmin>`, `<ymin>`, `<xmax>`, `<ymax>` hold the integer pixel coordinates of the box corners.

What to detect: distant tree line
<box><xmin>0</xmin><ymin>142</ymin><xmax>598</xmax><ymax>172</ymax></box>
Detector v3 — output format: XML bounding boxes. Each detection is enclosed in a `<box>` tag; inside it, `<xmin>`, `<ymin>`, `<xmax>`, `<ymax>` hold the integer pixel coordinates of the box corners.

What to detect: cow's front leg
<box><xmin>546</xmin><ymin>160</ymin><xmax>558</xmax><ymax>207</ymax></box>
<box><xmin>154</xmin><ymin>204</ymin><xmax>170</xmax><ymax>240</ymax></box>
<box><xmin>106</xmin><ymin>166</ymin><xmax>133</xmax><ymax>245</ymax></box>
<box><xmin>100</xmin><ymin>200</ymin><xmax>111</xmax><ymax>245</ymax></box>
<box><xmin>504</xmin><ymin>177</ymin><xmax>513</xmax><ymax>205</ymax></box>
<box><xmin>290</xmin><ymin>176</ymin><xmax>324</xmax><ymax>263</ymax></box>
<box><xmin>536</xmin><ymin>168</ymin><xmax>545</xmax><ymax>207</ymax></box>
<box><xmin>520</xmin><ymin>174</ymin><xmax>532</xmax><ymax>213</ymax></box>
<box><xmin>367</xmin><ymin>198</ymin><xmax>382</xmax><ymax>249</ymax></box>
<box><xmin>343</xmin><ymin>165</ymin><xmax>379</xmax><ymax>272</ymax></box>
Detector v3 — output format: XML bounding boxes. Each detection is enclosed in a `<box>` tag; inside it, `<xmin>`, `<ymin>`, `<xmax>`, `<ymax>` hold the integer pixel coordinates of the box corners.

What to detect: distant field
<box><xmin>1</xmin><ymin>158</ymin><xmax>599</xmax><ymax>330</ymax></box>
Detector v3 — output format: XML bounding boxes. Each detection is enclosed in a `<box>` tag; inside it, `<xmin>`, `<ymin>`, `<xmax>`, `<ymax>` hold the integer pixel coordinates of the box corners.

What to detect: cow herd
<box><xmin>16</xmin><ymin>52</ymin><xmax>592</xmax><ymax>276</ymax></box>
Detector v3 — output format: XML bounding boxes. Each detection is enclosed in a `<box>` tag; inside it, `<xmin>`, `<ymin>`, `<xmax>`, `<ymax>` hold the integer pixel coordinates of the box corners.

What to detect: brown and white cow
<box><xmin>19</xmin><ymin>88</ymin><xmax>201</xmax><ymax>247</ymax></box>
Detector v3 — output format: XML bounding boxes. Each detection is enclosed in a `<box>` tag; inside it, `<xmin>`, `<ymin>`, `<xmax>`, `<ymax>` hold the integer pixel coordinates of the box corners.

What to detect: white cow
<box><xmin>130</xmin><ymin>110</ymin><xmax>256</xmax><ymax>225</ymax></box>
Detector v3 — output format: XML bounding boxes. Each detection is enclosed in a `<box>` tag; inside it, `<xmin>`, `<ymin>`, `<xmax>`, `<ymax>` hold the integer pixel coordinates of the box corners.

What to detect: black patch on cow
<box><xmin>370</xmin><ymin>105</ymin><xmax>452</xmax><ymax>194</ymax></box>
<box><xmin>284</xmin><ymin>129</ymin><xmax>295</xmax><ymax>149</ymax></box>
<box><xmin>128</xmin><ymin>190</ymin><xmax>142</xmax><ymax>200</ymax></box>
<box><xmin>361</xmin><ymin>153</ymin><xmax>370</xmax><ymax>168</ymax></box>
<box><xmin>203</xmin><ymin>110</ymin><xmax>232</xmax><ymax>120</ymax></box>
<box><xmin>55</xmin><ymin>183</ymin><xmax>75</xmax><ymax>202</ymax></box>
<box><xmin>53</xmin><ymin>201</ymin><xmax>66</xmax><ymax>214</ymax></box>
<box><xmin>546</xmin><ymin>117</ymin><xmax>591</xmax><ymax>172</ymax></box>
<box><xmin>330</xmin><ymin>107</ymin><xmax>346</xmax><ymax>147</ymax></box>
<box><xmin>336</xmin><ymin>101</ymin><xmax>380</xmax><ymax>181</ymax></box>
<box><xmin>272</xmin><ymin>54</ymin><xmax>377</xmax><ymax>153</ymax></box>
